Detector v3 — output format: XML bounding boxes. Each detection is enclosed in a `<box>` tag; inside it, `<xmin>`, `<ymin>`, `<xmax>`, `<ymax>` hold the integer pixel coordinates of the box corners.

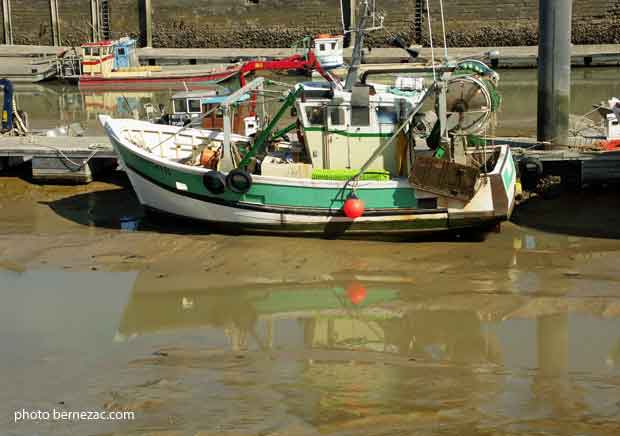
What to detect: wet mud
<box><xmin>2</xmin><ymin>171</ymin><xmax>620</xmax><ymax>435</ymax></box>
<box><xmin>3</xmin><ymin>69</ymin><xmax>620</xmax><ymax>435</ymax></box>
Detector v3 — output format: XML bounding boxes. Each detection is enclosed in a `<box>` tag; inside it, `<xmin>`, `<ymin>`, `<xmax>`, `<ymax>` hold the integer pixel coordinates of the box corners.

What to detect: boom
<box><xmin>238</xmin><ymin>50</ymin><xmax>335</xmax><ymax>87</ymax></box>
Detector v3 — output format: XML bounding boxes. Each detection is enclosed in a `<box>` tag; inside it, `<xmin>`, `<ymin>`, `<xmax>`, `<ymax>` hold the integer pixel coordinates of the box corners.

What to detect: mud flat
<box><xmin>2</xmin><ymin>172</ymin><xmax>620</xmax><ymax>435</ymax></box>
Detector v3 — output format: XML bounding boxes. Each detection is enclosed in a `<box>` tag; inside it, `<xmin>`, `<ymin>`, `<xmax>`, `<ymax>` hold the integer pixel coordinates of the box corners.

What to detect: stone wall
<box><xmin>7</xmin><ymin>0</ymin><xmax>91</xmax><ymax>45</ymax></box>
<box><xmin>2</xmin><ymin>0</ymin><xmax>620</xmax><ymax>47</ymax></box>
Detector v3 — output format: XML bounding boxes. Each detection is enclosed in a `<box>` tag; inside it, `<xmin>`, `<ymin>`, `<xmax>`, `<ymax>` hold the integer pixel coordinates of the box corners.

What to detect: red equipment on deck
<box><xmin>238</xmin><ymin>50</ymin><xmax>335</xmax><ymax>87</ymax></box>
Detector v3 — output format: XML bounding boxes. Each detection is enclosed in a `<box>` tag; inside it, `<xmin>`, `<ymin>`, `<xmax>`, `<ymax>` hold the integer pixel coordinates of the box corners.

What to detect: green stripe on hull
<box><xmin>118</xmin><ymin>147</ymin><xmax>419</xmax><ymax>210</ymax></box>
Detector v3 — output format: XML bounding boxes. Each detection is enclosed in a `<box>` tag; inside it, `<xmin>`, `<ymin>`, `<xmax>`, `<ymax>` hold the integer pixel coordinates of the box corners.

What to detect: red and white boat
<box><xmin>77</xmin><ymin>38</ymin><xmax>242</xmax><ymax>91</ymax></box>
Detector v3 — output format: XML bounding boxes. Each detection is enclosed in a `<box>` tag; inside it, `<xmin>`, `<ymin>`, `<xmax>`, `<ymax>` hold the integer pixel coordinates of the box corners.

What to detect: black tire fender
<box><xmin>226</xmin><ymin>169</ymin><xmax>253</xmax><ymax>194</ymax></box>
<box><xmin>519</xmin><ymin>157</ymin><xmax>543</xmax><ymax>177</ymax></box>
<box><xmin>518</xmin><ymin>157</ymin><xmax>543</xmax><ymax>191</ymax></box>
<box><xmin>203</xmin><ymin>171</ymin><xmax>227</xmax><ymax>195</ymax></box>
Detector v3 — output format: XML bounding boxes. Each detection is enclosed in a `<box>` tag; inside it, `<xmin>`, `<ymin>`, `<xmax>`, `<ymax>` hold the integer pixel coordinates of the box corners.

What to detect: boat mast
<box><xmin>344</xmin><ymin>1</ymin><xmax>368</xmax><ymax>90</ymax></box>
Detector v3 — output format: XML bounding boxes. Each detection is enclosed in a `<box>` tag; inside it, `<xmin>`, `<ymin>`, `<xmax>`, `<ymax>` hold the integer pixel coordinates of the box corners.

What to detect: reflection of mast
<box><xmin>534</xmin><ymin>312</ymin><xmax>585</xmax><ymax>414</ymax></box>
<box><xmin>538</xmin><ymin>314</ymin><xmax>568</xmax><ymax>377</ymax></box>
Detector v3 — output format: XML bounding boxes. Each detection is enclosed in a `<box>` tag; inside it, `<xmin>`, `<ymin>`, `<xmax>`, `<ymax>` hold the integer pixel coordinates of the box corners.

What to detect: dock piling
<box><xmin>2</xmin><ymin>0</ymin><xmax>13</xmax><ymax>45</ymax></box>
<box><xmin>139</xmin><ymin>0</ymin><xmax>153</xmax><ymax>48</ymax></box>
<box><xmin>537</xmin><ymin>0</ymin><xmax>572</xmax><ymax>147</ymax></box>
<box><xmin>90</xmin><ymin>0</ymin><xmax>101</xmax><ymax>42</ymax></box>
<box><xmin>49</xmin><ymin>0</ymin><xmax>61</xmax><ymax>46</ymax></box>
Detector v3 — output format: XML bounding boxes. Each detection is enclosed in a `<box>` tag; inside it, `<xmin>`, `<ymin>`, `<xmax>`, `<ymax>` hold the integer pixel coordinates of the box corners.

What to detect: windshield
<box><xmin>188</xmin><ymin>99</ymin><xmax>201</xmax><ymax>113</ymax></box>
<box><xmin>173</xmin><ymin>99</ymin><xmax>187</xmax><ymax>114</ymax></box>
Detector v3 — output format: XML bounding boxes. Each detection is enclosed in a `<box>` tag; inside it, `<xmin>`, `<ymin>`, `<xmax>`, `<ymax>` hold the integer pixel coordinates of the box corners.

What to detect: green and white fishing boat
<box><xmin>101</xmin><ymin>1</ymin><xmax>515</xmax><ymax>237</ymax></box>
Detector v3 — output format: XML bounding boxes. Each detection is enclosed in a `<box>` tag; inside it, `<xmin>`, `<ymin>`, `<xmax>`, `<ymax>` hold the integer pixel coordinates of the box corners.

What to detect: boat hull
<box><xmin>104</xmin><ymin>117</ymin><xmax>515</xmax><ymax>237</ymax></box>
<box><xmin>78</xmin><ymin>69</ymin><xmax>240</xmax><ymax>91</ymax></box>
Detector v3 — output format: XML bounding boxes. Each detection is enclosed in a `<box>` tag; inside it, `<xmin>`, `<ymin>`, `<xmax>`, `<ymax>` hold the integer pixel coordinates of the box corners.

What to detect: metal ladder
<box><xmin>100</xmin><ymin>0</ymin><xmax>111</xmax><ymax>40</ymax></box>
<box><xmin>414</xmin><ymin>0</ymin><xmax>423</xmax><ymax>43</ymax></box>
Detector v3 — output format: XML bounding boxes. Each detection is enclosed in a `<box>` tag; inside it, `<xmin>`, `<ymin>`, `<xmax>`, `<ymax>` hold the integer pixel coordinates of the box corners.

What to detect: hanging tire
<box><xmin>203</xmin><ymin>171</ymin><xmax>227</xmax><ymax>195</ymax></box>
<box><xmin>226</xmin><ymin>169</ymin><xmax>253</xmax><ymax>194</ymax></box>
<box><xmin>518</xmin><ymin>157</ymin><xmax>543</xmax><ymax>192</ymax></box>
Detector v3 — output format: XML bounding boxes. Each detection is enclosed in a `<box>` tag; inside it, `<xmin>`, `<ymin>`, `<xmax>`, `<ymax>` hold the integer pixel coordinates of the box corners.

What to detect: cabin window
<box><xmin>331</xmin><ymin>42</ymin><xmax>337</xmax><ymax>50</ymax></box>
<box><xmin>83</xmin><ymin>47</ymin><xmax>91</xmax><ymax>56</ymax></box>
<box><xmin>319</xmin><ymin>44</ymin><xmax>325</xmax><ymax>52</ymax></box>
<box><xmin>117</xmin><ymin>47</ymin><xmax>126</xmax><ymax>56</ymax></box>
<box><xmin>305</xmin><ymin>106</ymin><xmax>325</xmax><ymax>126</ymax></box>
<box><xmin>173</xmin><ymin>99</ymin><xmax>187</xmax><ymax>113</ymax></box>
<box><xmin>188</xmin><ymin>99</ymin><xmax>201</xmax><ymax>113</ymax></box>
<box><xmin>91</xmin><ymin>47</ymin><xmax>100</xmax><ymax>56</ymax></box>
<box><xmin>351</xmin><ymin>107</ymin><xmax>370</xmax><ymax>126</ymax></box>
<box><xmin>377</xmin><ymin>107</ymin><xmax>397</xmax><ymax>124</ymax></box>
<box><xmin>329</xmin><ymin>108</ymin><xmax>346</xmax><ymax>126</ymax></box>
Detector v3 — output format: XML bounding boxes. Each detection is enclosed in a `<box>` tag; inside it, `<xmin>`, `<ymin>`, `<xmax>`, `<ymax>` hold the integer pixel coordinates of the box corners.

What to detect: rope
<box><xmin>425</xmin><ymin>0</ymin><xmax>436</xmax><ymax>81</ymax></box>
<box><xmin>36</xmin><ymin>143</ymin><xmax>108</xmax><ymax>171</ymax></box>
<box><xmin>12</xmin><ymin>97</ymin><xmax>28</xmax><ymax>135</ymax></box>
<box><xmin>438</xmin><ymin>0</ymin><xmax>448</xmax><ymax>60</ymax></box>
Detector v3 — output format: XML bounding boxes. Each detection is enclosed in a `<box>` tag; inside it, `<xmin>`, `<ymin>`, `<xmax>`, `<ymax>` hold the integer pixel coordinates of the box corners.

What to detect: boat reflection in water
<box><xmin>116</xmin><ymin>272</ymin><xmax>620</xmax><ymax>433</ymax></box>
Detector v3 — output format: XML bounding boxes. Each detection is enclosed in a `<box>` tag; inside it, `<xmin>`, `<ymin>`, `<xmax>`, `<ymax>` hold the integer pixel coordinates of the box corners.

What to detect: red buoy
<box><xmin>343</xmin><ymin>194</ymin><xmax>365</xmax><ymax>219</ymax></box>
<box><xmin>347</xmin><ymin>282</ymin><xmax>367</xmax><ymax>305</ymax></box>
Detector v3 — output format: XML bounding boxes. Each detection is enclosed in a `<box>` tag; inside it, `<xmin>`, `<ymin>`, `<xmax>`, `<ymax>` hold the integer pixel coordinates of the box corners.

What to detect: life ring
<box><xmin>226</xmin><ymin>169</ymin><xmax>253</xmax><ymax>194</ymax></box>
<box><xmin>203</xmin><ymin>171</ymin><xmax>226</xmax><ymax>195</ymax></box>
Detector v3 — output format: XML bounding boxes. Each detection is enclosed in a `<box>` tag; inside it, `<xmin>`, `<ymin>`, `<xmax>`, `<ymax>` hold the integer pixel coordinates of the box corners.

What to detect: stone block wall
<box><xmin>2</xmin><ymin>0</ymin><xmax>620</xmax><ymax>47</ymax></box>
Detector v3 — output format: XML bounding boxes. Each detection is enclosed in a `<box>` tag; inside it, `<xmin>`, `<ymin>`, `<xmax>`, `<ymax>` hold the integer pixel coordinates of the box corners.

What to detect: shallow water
<box><xmin>12</xmin><ymin>67</ymin><xmax>620</xmax><ymax>137</ymax></box>
<box><xmin>2</xmin><ymin>264</ymin><xmax>620</xmax><ymax>435</ymax></box>
<box><xmin>3</xmin><ymin>68</ymin><xmax>620</xmax><ymax>435</ymax></box>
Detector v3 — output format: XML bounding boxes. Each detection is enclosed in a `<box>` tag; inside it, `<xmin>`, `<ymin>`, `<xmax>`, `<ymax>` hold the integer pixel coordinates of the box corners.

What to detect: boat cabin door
<box><xmin>326</xmin><ymin>104</ymin><xmax>349</xmax><ymax>169</ymax></box>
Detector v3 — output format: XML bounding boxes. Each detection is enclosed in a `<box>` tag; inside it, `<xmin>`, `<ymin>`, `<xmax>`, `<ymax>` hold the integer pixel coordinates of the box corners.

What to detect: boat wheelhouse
<box><xmin>313</xmin><ymin>34</ymin><xmax>344</xmax><ymax>69</ymax></box>
<box><xmin>159</xmin><ymin>89</ymin><xmax>257</xmax><ymax>137</ymax></box>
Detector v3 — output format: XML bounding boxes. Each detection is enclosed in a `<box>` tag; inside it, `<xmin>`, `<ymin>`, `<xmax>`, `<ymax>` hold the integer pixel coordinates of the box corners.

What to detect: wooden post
<box><xmin>2</xmin><ymin>0</ymin><xmax>13</xmax><ymax>45</ymax></box>
<box><xmin>139</xmin><ymin>0</ymin><xmax>153</xmax><ymax>48</ymax></box>
<box><xmin>50</xmin><ymin>0</ymin><xmax>61</xmax><ymax>46</ymax></box>
<box><xmin>90</xmin><ymin>0</ymin><xmax>100</xmax><ymax>42</ymax></box>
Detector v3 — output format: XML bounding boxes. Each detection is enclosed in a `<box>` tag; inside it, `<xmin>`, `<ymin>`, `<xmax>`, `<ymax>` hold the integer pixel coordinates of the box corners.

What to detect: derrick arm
<box><xmin>237</xmin><ymin>86</ymin><xmax>304</xmax><ymax>170</ymax></box>
<box><xmin>238</xmin><ymin>50</ymin><xmax>335</xmax><ymax>88</ymax></box>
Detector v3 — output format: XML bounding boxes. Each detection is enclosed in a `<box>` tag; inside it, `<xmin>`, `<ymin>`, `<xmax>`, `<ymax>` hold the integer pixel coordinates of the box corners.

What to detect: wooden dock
<box><xmin>133</xmin><ymin>44</ymin><xmax>620</xmax><ymax>68</ymax></box>
<box><xmin>0</xmin><ymin>135</ymin><xmax>114</xmax><ymax>183</ymax></box>
<box><xmin>1</xmin><ymin>44</ymin><xmax>620</xmax><ymax>79</ymax></box>
<box><xmin>497</xmin><ymin>137</ymin><xmax>620</xmax><ymax>189</ymax></box>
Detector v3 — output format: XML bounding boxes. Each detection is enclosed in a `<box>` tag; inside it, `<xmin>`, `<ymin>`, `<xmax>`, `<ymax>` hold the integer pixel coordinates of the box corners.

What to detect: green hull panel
<box><xmin>118</xmin><ymin>146</ymin><xmax>419</xmax><ymax>210</ymax></box>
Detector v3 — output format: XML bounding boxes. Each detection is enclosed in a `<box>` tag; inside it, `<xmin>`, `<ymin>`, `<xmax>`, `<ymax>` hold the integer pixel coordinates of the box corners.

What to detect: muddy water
<box><xmin>2</xmin><ymin>259</ymin><xmax>620</xmax><ymax>435</ymax></box>
<box><xmin>2</xmin><ymin>68</ymin><xmax>620</xmax><ymax>435</ymax></box>
<box><xmin>2</xmin><ymin>174</ymin><xmax>620</xmax><ymax>435</ymax></box>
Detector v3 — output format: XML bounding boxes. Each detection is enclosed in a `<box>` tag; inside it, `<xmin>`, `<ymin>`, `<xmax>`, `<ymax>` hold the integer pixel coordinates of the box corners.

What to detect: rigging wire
<box><xmin>425</xmin><ymin>0</ymin><xmax>436</xmax><ymax>81</ymax></box>
<box><xmin>438</xmin><ymin>0</ymin><xmax>448</xmax><ymax>60</ymax></box>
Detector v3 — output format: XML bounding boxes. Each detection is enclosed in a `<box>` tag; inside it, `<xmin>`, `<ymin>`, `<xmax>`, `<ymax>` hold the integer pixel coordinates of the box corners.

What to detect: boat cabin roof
<box><xmin>172</xmin><ymin>89</ymin><xmax>220</xmax><ymax>100</ymax></box>
<box><xmin>81</xmin><ymin>37</ymin><xmax>136</xmax><ymax>49</ymax></box>
<box><xmin>82</xmin><ymin>40</ymin><xmax>114</xmax><ymax>47</ymax></box>
<box><xmin>314</xmin><ymin>34</ymin><xmax>342</xmax><ymax>42</ymax></box>
<box><xmin>171</xmin><ymin>88</ymin><xmax>250</xmax><ymax>104</ymax></box>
